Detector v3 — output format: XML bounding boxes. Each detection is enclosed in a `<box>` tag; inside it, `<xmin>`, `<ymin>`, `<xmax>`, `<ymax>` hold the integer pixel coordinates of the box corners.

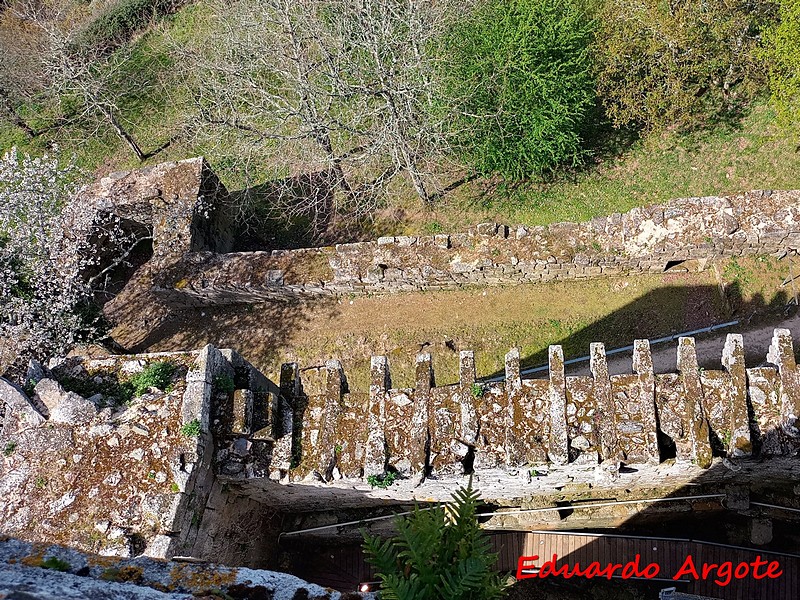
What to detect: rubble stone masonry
<box><xmin>149</xmin><ymin>188</ymin><xmax>800</xmax><ymax>305</ymax></box>
<box><xmin>2</xmin><ymin>331</ymin><xmax>799</xmax><ymax>560</ymax></box>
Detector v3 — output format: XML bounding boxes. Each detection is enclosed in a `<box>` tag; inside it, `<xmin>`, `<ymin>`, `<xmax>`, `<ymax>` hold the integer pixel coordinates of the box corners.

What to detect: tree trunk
<box><xmin>99</xmin><ymin>104</ymin><xmax>146</xmax><ymax>161</ymax></box>
<box><xmin>0</xmin><ymin>89</ymin><xmax>36</xmax><ymax>138</ymax></box>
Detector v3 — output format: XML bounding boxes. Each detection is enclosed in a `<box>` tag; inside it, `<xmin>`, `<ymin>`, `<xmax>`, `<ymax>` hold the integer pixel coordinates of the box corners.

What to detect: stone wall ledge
<box><xmin>151</xmin><ymin>189</ymin><xmax>800</xmax><ymax>307</ymax></box>
<box><xmin>0</xmin><ymin>537</ymin><xmax>364</xmax><ymax>599</ymax></box>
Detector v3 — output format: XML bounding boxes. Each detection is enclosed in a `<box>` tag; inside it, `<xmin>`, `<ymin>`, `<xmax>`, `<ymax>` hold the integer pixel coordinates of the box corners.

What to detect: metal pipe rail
<box><xmin>481</xmin><ymin>320</ymin><xmax>740</xmax><ymax>383</ymax></box>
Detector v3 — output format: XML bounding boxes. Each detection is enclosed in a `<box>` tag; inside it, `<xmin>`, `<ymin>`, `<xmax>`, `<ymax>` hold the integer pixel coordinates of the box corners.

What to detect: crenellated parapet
<box><xmin>233</xmin><ymin>330</ymin><xmax>800</xmax><ymax>485</ymax></box>
<box><xmin>3</xmin><ymin>333</ymin><xmax>799</xmax><ymax>558</ymax></box>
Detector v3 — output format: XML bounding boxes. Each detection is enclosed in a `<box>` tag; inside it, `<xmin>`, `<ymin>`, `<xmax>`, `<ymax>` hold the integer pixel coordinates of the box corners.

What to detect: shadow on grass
<box><xmin>228</xmin><ymin>170</ymin><xmax>398</xmax><ymax>251</ymax></box>
<box><xmin>106</xmin><ymin>289</ymin><xmax>340</xmax><ymax>377</ymax></box>
<box><xmin>484</xmin><ymin>281</ymin><xmax>789</xmax><ymax>381</ymax></box>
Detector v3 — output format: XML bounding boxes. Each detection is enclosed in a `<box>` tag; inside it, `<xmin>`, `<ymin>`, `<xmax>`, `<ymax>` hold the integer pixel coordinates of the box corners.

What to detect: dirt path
<box><xmin>566</xmin><ymin>311</ymin><xmax>800</xmax><ymax>377</ymax></box>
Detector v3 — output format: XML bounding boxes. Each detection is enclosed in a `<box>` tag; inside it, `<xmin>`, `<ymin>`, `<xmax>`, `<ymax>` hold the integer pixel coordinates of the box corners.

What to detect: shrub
<box><xmin>763</xmin><ymin>0</ymin><xmax>800</xmax><ymax>125</ymax></box>
<box><xmin>213</xmin><ymin>373</ymin><xmax>235</xmax><ymax>394</ymax></box>
<box><xmin>367</xmin><ymin>471</ymin><xmax>397</xmax><ymax>489</ymax></box>
<box><xmin>126</xmin><ymin>361</ymin><xmax>175</xmax><ymax>397</ymax></box>
<box><xmin>77</xmin><ymin>0</ymin><xmax>179</xmax><ymax>52</ymax></box>
<box><xmin>0</xmin><ymin>149</ymin><xmax>98</xmax><ymax>370</ymax></box>
<box><xmin>595</xmin><ymin>0</ymin><xmax>777</xmax><ymax>132</ymax></box>
<box><xmin>2</xmin><ymin>441</ymin><xmax>16</xmax><ymax>457</ymax></box>
<box><xmin>441</xmin><ymin>0</ymin><xmax>597</xmax><ymax>180</ymax></box>
<box><xmin>180</xmin><ymin>418</ymin><xmax>201</xmax><ymax>437</ymax></box>
<box><xmin>41</xmin><ymin>556</ymin><xmax>71</xmax><ymax>572</ymax></box>
<box><xmin>363</xmin><ymin>482</ymin><xmax>506</xmax><ymax>599</ymax></box>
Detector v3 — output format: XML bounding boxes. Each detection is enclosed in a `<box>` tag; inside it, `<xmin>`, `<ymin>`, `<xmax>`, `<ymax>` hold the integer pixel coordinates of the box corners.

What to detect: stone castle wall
<box><xmin>81</xmin><ymin>157</ymin><xmax>235</xmax><ymax>266</ymax></box>
<box><xmin>265</xmin><ymin>330</ymin><xmax>799</xmax><ymax>486</ymax></box>
<box><xmin>0</xmin><ymin>346</ymin><xmax>278</xmax><ymax>567</ymax></box>
<box><xmin>3</xmin><ymin>331</ymin><xmax>800</xmax><ymax>560</ymax></box>
<box><xmin>151</xmin><ymin>189</ymin><xmax>800</xmax><ymax>305</ymax></box>
<box><xmin>82</xmin><ymin>159</ymin><xmax>800</xmax><ymax>305</ymax></box>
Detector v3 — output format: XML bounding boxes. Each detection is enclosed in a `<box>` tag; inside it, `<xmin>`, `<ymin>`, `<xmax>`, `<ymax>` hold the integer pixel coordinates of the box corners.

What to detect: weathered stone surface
<box><xmin>147</xmin><ymin>188</ymin><xmax>800</xmax><ymax>306</ymax></box>
<box><xmin>315</xmin><ymin>360</ymin><xmax>344</xmax><ymax>481</ymax></box>
<box><xmin>631</xmin><ymin>339</ymin><xmax>660</xmax><ymax>464</ymax></box>
<box><xmin>250</xmin><ymin>328</ymin><xmax>800</xmax><ymax>486</ymax></box>
<box><xmin>4</xmin><ymin>331</ymin><xmax>800</xmax><ymax>580</ymax></box>
<box><xmin>364</xmin><ymin>356</ymin><xmax>388</xmax><ymax>477</ymax></box>
<box><xmin>721</xmin><ymin>334</ymin><xmax>752</xmax><ymax>457</ymax></box>
<box><xmin>26</xmin><ymin>359</ymin><xmax>50</xmax><ymax>386</ymax></box>
<box><xmin>571</xmin><ymin>435</ymin><xmax>591</xmax><ymax>450</ymax></box>
<box><xmin>750</xmin><ymin>518</ymin><xmax>773</xmax><ymax>545</ymax></box>
<box><xmin>458</xmin><ymin>351</ymin><xmax>478</xmax><ymax>454</ymax></box>
<box><xmin>33</xmin><ymin>378</ymin><xmax>68</xmax><ymax>414</ymax></box>
<box><xmin>34</xmin><ymin>379</ymin><xmax>97</xmax><ymax>426</ymax></box>
<box><xmin>410</xmin><ymin>353</ymin><xmax>432</xmax><ymax>477</ymax></box>
<box><xmin>0</xmin><ymin>538</ymin><xmax>360</xmax><ymax>599</ymax></box>
<box><xmin>677</xmin><ymin>337</ymin><xmax>713</xmax><ymax>468</ymax></box>
<box><xmin>590</xmin><ymin>343</ymin><xmax>620</xmax><ymax>465</ymax></box>
<box><xmin>81</xmin><ymin>157</ymin><xmax>234</xmax><ymax>266</ymax></box>
<box><xmin>548</xmin><ymin>346</ymin><xmax>568</xmax><ymax>465</ymax></box>
<box><xmin>0</xmin><ymin>377</ymin><xmax>46</xmax><ymax>428</ymax></box>
<box><xmin>231</xmin><ymin>388</ymin><xmax>250</xmax><ymax>434</ymax></box>
<box><xmin>768</xmin><ymin>328</ymin><xmax>800</xmax><ymax>424</ymax></box>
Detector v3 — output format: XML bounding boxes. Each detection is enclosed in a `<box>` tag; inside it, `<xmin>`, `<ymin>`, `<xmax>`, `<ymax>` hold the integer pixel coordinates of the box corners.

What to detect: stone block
<box><xmin>750</xmin><ymin>518</ymin><xmax>773</xmax><ymax>545</ymax></box>
<box><xmin>396</xmin><ymin>236</ymin><xmax>417</xmax><ymax>247</ymax></box>
<box><xmin>721</xmin><ymin>334</ymin><xmax>751</xmax><ymax>457</ymax></box>
<box><xmin>48</xmin><ymin>392</ymin><xmax>98</xmax><ymax>426</ymax></box>
<box><xmin>365</xmin><ymin>356</ymin><xmax>389</xmax><ymax>477</ymax></box>
<box><xmin>548</xmin><ymin>346</ymin><xmax>568</xmax><ymax>465</ymax></box>
<box><xmin>632</xmin><ymin>339</ymin><xmax>660</xmax><ymax>464</ymax></box>
<box><xmin>459</xmin><ymin>351</ymin><xmax>478</xmax><ymax>451</ymax></box>
<box><xmin>410</xmin><ymin>353</ymin><xmax>433</xmax><ymax>477</ymax></box>
<box><xmin>476</xmin><ymin>222</ymin><xmax>498</xmax><ymax>236</ymax></box>
<box><xmin>434</xmin><ymin>234</ymin><xmax>450</xmax><ymax>248</ymax></box>
<box><xmin>767</xmin><ymin>329</ymin><xmax>800</xmax><ymax>433</ymax></box>
<box><xmin>590</xmin><ymin>343</ymin><xmax>620</xmax><ymax>466</ymax></box>
<box><xmin>677</xmin><ymin>337</ymin><xmax>713</xmax><ymax>468</ymax></box>
<box><xmin>0</xmin><ymin>378</ymin><xmax>46</xmax><ymax>427</ymax></box>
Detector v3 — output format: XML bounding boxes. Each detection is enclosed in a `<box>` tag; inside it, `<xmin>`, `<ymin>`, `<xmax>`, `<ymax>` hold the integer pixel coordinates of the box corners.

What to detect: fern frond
<box><xmin>361</xmin><ymin>484</ymin><xmax>507</xmax><ymax>600</ymax></box>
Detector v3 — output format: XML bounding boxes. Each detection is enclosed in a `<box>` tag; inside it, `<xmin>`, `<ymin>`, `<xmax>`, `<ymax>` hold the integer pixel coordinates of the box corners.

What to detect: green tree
<box><xmin>362</xmin><ymin>483</ymin><xmax>507</xmax><ymax>600</ymax></box>
<box><xmin>595</xmin><ymin>0</ymin><xmax>777</xmax><ymax>132</ymax></box>
<box><xmin>763</xmin><ymin>0</ymin><xmax>800</xmax><ymax>124</ymax></box>
<box><xmin>441</xmin><ymin>0</ymin><xmax>597</xmax><ymax>180</ymax></box>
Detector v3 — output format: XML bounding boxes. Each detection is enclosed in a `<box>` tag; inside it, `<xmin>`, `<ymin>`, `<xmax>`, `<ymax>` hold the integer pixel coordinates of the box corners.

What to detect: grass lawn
<box><xmin>121</xmin><ymin>256</ymin><xmax>790</xmax><ymax>392</ymax></box>
<box><xmin>389</xmin><ymin>102</ymin><xmax>800</xmax><ymax>236</ymax></box>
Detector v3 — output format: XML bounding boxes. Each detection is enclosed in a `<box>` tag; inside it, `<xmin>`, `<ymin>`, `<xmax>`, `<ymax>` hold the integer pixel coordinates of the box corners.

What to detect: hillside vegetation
<box><xmin>2</xmin><ymin>0</ymin><xmax>800</xmax><ymax>247</ymax></box>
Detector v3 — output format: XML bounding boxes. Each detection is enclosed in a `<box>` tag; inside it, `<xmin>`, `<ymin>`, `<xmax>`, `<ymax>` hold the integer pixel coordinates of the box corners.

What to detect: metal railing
<box><xmin>481</xmin><ymin>320</ymin><xmax>740</xmax><ymax>383</ymax></box>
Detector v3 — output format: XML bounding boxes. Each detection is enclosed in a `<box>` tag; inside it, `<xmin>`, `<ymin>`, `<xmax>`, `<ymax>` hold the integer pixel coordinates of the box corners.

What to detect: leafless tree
<box><xmin>2</xmin><ymin>0</ymin><xmax>165</xmax><ymax>161</ymax></box>
<box><xmin>176</xmin><ymin>0</ymin><xmax>467</xmax><ymax>239</ymax></box>
<box><xmin>0</xmin><ymin>1</ymin><xmax>52</xmax><ymax>137</ymax></box>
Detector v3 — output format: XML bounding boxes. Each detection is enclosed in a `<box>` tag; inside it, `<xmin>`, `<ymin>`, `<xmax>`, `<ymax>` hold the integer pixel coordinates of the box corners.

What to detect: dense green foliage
<box><xmin>40</xmin><ymin>556</ymin><xmax>71</xmax><ymax>572</ymax></box>
<box><xmin>595</xmin><ymin>0</ymin><xmax>777</xmax><ymax>131</ymax></box>
<box><xmin>180</xmin><ymin>418</ymin><xmax>201</xmax><ymax>437</ymax></box>
<box><xmin>763</xmin><ymin>0</ymin><xmax>800</xmax><ymax>124</ymax></box>
<box><xmin>442</xmin><ymin>0</ymin><xmax>596</xmax><ymax>180</ymax></box>
<box><xmin>213</xmin><ymin>373</ymin><xmax>235</xmax><ymax>394</ymax></box>
<box><xmin>366</xmin><ymin>471</ymin><xmax>397</xmax><ymax>489</ymax></box>
<box><xmin>1</xmin><ymin>0</ymin><xmax>800</xmax><ymax>242</ymax></box>
<box><xmin>57</xmin><ymin>360</ymin><xmax>175</xmax><ymax>406</ymax></box>
<box><xmin>77</xmin><ymin>0</ymin><xmax>180</xmax><ymax>52</ymax></box>
<box><xmin>363</xmin><ymin>484</ymin><xmax>506</xmax><ymax>599</ymax></box>
<box><xmin>126</xmin><ymin>360</ymin><xmax>175</xmax><ymax>396</ymax></box>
